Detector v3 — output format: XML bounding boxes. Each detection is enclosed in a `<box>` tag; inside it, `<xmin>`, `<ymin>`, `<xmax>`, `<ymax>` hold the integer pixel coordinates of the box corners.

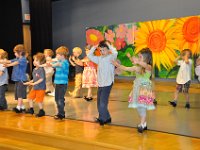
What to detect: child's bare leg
<box><xmin>87</xmin><ymin>87</ymin><xmax>92</xmax><ymax>97</ymax></box>
<box><xmin>173</xmin><ymin>90</ymin><xmax>179</xmax><ymax>101</ymax></box>
<box><xmin>38</xmin><ymin>102</ymin><xmax>43</xmax><ymax>110</ymax></box>
<box><xmin>29</xmin><ymin>99</ymin><xmax>33</xmax><ymax>108</ymax></box>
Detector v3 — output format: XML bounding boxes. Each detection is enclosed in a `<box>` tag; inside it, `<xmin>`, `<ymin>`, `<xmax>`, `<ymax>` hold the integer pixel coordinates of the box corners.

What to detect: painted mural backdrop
<box><xmin>86</xmin><ymin>15</ymin><xmax>200</xmax><ymax>79</ymax></box>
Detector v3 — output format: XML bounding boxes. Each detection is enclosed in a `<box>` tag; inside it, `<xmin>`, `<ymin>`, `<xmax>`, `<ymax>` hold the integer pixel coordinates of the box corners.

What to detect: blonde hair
<box><xmin>44</xmin><ymin>49</ymin><xmax>54</xmax><ymax>57</ymax></box>
<box><xmin>56</xmin><ymin>46</ymin><xmax>69</xmax><ymax>58</ymax></box>
<box><xmin>33</xmin><ymin>52</ymin><xmax>46</xmax><ymax>65</ymax></box>
<box><xmin>0</xmin><ymin>49</ymin><xmax>8</xmax><ymax>59</ymax></box>
<box><xmin>13</xmin><ymin>44</ymin><xmax>26</xmax><ymax>56</ymax></box>
<box><xmin>73</xmin><ymin>47</ymin><xmax>82</xmax><ymax>55</ymax></box>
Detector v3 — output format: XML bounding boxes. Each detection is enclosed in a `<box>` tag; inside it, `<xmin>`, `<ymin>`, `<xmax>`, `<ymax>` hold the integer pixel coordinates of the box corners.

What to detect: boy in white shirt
<box><xmin>88</xmin><ymin>40</ymin><xmax>117</xmax><ymax>125</ymax></box>
<box><xmin>169</xmin><ymin>49</ymin><xmax>193</xmax><ymax>109</ymax></box>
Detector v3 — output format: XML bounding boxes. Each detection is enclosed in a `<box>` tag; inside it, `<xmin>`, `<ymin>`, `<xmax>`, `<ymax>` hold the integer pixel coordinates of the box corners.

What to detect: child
<box><xmin>43</xmin><ymin>49</ymin><xmax>55</xmax><ymax>96</ymax></box>
<box><xmin>195</xmin><ymin>56</ymin><xmax>200</xmax><ymax>82</ymax></box>
<box><xmin>88</xmin><ymin>40</ymin><xmax>118</xmax><ymax>126</ymax></box>
<box><xmin>82</xmin><ymin>46</ymin><xmax>98</xmax><ymax>101</ymax></box>
<box><xmin>169</xmin><ymin>49</ymin><xmax>193</xmax><ymax>109</ymax></box>
<box><xmin>112</xmin><ymin>47</ymin><xmax>155</xmax><ymax>133</ymax></box>
<box><xmin>49</xmin><ymin>46</ymin><xmax>69</xmax><ymax>120</ymax></box>
<box><xmin>4</xmin><ymin>44</ymin><xmax>27</xmax><ymax>113</ymax></box>
<box><xmin>23</xmin><ymin>53</ymin><xmax>46</xmax><ymax>117</ymax></box>
<box><xmin>69</xmin><ymin>47</ymin><xmax>84</xmax><ymax>98</ymax></box>
<box><xmin>0</xmin><ymin>49</ymin><xmax>9</xmax><ymax>110</ymax></box>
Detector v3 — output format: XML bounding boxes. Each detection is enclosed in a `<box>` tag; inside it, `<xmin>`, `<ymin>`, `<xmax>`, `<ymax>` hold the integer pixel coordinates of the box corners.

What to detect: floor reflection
<box><xmin>5</xmin><ymin>80</ymin><xmax>200</xmax><ymax>138</ymax></box>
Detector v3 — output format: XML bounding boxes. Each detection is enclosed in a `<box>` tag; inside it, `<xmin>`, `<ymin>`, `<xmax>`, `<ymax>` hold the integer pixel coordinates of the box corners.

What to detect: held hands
<box><xmin>132</xmin><ymin>56</ymin><xmax>139</xmax><ymax>64</ymax></box>
<box><xmin>23</xmin><ymin>81</ymin><xmax>34</xmax><ymax>86</ymax></box>
<box><xmin>111</xmin><ymin>60</ymin><xmax>120</xmax><ymax>67</ymax></box>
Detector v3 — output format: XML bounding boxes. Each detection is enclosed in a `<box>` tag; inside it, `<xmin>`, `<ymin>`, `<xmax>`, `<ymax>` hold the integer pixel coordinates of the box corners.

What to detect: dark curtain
<box><xmin>0</xmin><ymin>0</ymin><xmax>23</xmax><ymax>58</ymax></box>
<box><xmin>29</xmin><ymin>0</ymin><xmax>52</xmax><ymax>55</ymax></box>
<box><xmin>0</xmin><ymin>0</ymin><xmax>23</xmax><ymax>82</ymax></box>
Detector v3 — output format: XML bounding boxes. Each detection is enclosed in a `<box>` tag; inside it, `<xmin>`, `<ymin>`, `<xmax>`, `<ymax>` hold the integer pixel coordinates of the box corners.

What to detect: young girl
<box><xmin>0</xmin><ymin>49</ymin><xmax>8</xmax><ymax>110</ymax></box>
<box><xmin>195</xmin><ymin>56</ymin><xmax>200</xmax><ymax>82</ymax></box>
<box><xmin>69</xmin><ymin>47</ymin><xmax>84</xmax><ymax>98</ymax></box>
<box><xmin>24</xmin><ymin>53</ymin><xmax>46</xmax><ymax>117</ymax></box>
<box><xmin>4</xmin><ymin>44</ymin><xmax>27</xmax><ymax>113</ymax></box>
<box><xmin>82</xmin><ymin>46</ymin><xmax>98</xmax><ymax>101</ymax></box>
<box><xmin>169</xmin><ymin>49</ymin><xmax>193</xmax><ymax>109</ymax></box>
<box><xmin>112</xmin><ymin>47</ymin><xmax>155</xmax><ymax>133</ymax></box>
<box><xmin>43</xmin><ymin>49</ymin><xmax>55</xmax><ymax>96</ymax></box>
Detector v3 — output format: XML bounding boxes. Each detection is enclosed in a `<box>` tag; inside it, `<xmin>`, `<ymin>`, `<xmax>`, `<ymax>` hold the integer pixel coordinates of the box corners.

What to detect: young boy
<box><xmin>87</xmin><ymin>40</ymin><xmax>118</xmax><ymax>125</ymax></box>
<box><xmin>0</xmin><ymin>49</ymin><xmax>9</xmax><ymax>110</ymax></box>
<box><xmin>169</xmin><ymin>49</ymin><xmax>193</xmax><ymax>109</ymax></box>
<box><xmin>68</xmin><ymin>47</ymin><xmax>84</xmax><ymax>98</ymax></box>
<box><xmin>4</xmin><ymin>44</ymin><xmax>27</xmax><ymax>113</ymax></box>
<box><xmin>24</xmin><ymin>53</ymin><xmax>46</xmax><ymax>117</ymax></box>
<box><xmin>49</xmin><ymin>46</ymin><xmax>69</xmax><ymax>120</ymax></box>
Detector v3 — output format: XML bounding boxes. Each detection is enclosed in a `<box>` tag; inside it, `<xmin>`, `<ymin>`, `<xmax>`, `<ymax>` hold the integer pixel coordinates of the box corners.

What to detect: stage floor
<box><xmin>4</xmin><ymin>80</ymin><xmax>200</xmax><ymax>138</ymax></box>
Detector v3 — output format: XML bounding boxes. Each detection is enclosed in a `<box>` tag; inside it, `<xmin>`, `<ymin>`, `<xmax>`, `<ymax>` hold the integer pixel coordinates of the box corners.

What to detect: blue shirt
<box><xmin>11</xmin><ymin>57</ymin><xmax>27</xmax><ymax>81</ymax></box>
<box><xmin>54</xmin><ymin>60</ymin><xmax>69</xmax><ymax>84</ymax></box>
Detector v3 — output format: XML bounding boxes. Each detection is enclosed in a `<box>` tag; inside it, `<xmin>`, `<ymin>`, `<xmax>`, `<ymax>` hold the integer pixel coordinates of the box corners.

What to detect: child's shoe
<box><xmin>36</xmin><ymin>109</ymin><xmax>45</xmax><ymax>117</ymax></box>
<box><xmin>137</xmin><ymin>125</ymin><xmax>144</xmax><ymax>133</ymax></box>
<box><xmin>185</xmin><ymin>103</ymin><xmax>190</xmax><ymax>109</ymax></box>
<box><xmin>168</xmin><ymin>101</ymin><xmax>177</xmax><ymax>107</ymax></box>
<box><xmin>26</xmin><ymin>108</ymin><xmax>34</xmax><ymax>115</ymax></box>
<box><xmin>54</xmin><ymin>114</ymin><xmax>65</xmax><ymax>120</ymax></box>
<box><xmin>12</xmin><ymin>107</ymin><xmax>22</xmax><ymax>113</ymax></box>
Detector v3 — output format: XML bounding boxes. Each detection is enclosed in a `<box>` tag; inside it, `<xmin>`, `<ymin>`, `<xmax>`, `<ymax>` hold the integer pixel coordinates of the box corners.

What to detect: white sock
<box><xmin>142</xmin><ymin>122</ymin><xmax>147</xmax><ymax>128</ymax></box>
<box><xmin>21</xmin><ymin>105</ymin><xmax>25</xmax><ymax>109</ymax></box>
<box><xmin>16</xmin><ymin>106</ymin><xmax>21</xmax><ymax>110</ymax></box>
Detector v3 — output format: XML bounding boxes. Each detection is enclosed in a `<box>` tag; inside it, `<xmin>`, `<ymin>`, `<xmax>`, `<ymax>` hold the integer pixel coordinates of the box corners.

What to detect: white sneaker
<box><xmin>48</xmin><ymin>92</ymin><xmax>55</xmax><ymax>96</ymax></box>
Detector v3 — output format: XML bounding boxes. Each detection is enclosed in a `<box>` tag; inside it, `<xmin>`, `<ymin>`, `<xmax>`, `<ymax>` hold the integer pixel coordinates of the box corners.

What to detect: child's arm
<box><xmin>23</xmin><ymin>80</ymin><xmax>33</xmax><ymax>85</ymax></box>
<box><xmin>3</xmin><ymin>61</ymin><xmax>19</xmax><ymax>67</ymax></box>
<box><xmin>133</xmin><ymin>57</ymin><xmax>152</xmax><ymax>71</ymax></box>
<box><xmin>87</xmin><ymin>45</ymin><xmax>99</xmax><ymax>64</ymax></box>
<box><xmin>112</xmin><ymin>60</ymin><xmax>140</xmax><ymax>72</ymax></box>
<box><xmin>174</xmin><ymin>56</ymin><xmax>181</xmax><ymax>64</ymax></box>
<box><xmin>72</xmin><ymin>57</ymin><xmax>83</xmax><ymax>66</ymax></box>
<box><xmin>29</xmin><ymin>79</ymin><xmax>43</xmax><ymax>86</ymax></box>
<box><xmin>0</xmin><ymin>70</ymin><xmax>4</xmax><ymax>76</ymax></box>
<box><xmin>106</xmin><ymin>42</ymin><xmax>118</xmax><ymax>58</ymax></box>
<box><xmin>69</xmin><ymin>56</ymin><xmax>76</xmax><ymax>66</ymax></box>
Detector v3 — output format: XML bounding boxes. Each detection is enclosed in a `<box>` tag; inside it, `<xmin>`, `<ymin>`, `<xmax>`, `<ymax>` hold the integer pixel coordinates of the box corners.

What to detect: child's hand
<box><xmin>126</xmin><ymin>53</ymin><xmax>131</xmax><ymax>59</ymax></box>
<box><xmin>46</xmin><ymin>62</ymin><xmax>52</xmax><ymax>67</ymax></box>
<box><xmin>111</xmin><ymin>60</ymin><xmax>120</xmax><ymax>67</ymax></box>
<box><xmin>23</xmin><ymin>82</ymin><xmax>30</xmax><ymax>86</ymax></box>
<box><xmin>3</xmin><ymin>64</ymin><xmax>9</xmax><ymax>67</ymax></box>
<box><xmin>132</xmin><ymin>57</ymin><xmax>139</xmax><ymax>64</ymax></box>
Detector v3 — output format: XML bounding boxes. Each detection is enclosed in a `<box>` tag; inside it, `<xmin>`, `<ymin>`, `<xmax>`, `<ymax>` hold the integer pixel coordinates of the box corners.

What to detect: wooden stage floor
<box><xmin>3</xmin><ymin>80</ymin><xmax>200</xmax><ymax>139</ymax></box>
<box><xmin>0</xmin><ymin>111</ymin><xmax>200</xmax><ymax>150</ymax></box>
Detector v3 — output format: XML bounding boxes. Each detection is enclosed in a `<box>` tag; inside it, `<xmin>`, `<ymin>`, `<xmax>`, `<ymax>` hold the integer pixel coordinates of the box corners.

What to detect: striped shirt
<box><xmin>54</xmin><ymin>60</ymin><xmax>69</xmax><ymax>84</ymax></box>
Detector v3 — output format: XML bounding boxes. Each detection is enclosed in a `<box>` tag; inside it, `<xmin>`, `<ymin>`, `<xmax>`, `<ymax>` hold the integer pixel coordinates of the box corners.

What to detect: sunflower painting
<box><xmin>85</xmin><ymin>15</ymin><xmax>200</xmax><ymax>79</ymax></box>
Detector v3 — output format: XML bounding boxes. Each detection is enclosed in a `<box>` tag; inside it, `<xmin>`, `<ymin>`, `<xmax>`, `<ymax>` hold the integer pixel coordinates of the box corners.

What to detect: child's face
<box><xmin>138</xmin><ymin>53</ymin><xmax>144</xmax><ymax>62</ymax></box>
<box><xmin>33</xmin><ymin>58</ymin><xmax>40</xmax><ymax>67</ymax></box>
<box><xmin>73</xmin><ymin>51</ymin><xmax>80</xmax><ymax>57</ymax></box>
<box><xmin>56</xmin><ymin>53</ymin><xmax>64</xmax><ymax>60</ymax></box>
<box><xmin>14</xmin><ymin>52</ymin><xmax>20</xmax><ymax>58</ymax></box>
<box><xmin>100</xmin><ymin>47</ymin><xmax>109</xmax><ymax>56</ymax></box>
<box><xmin>181</xmin><ymin>51</ymin><xmax>190</xmax><ymax>60</ymax></box>
<box><xmin>44</xmin><ymin>52</ymin><xmax>50</xmax><ymax>58</ymax></box>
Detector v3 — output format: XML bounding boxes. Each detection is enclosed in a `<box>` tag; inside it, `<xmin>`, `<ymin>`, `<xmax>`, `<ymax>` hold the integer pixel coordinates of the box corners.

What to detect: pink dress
<box><xmin>82</xmin><ymin>61</ymin><xmax>98</xmax><ymax>88</ymax></box>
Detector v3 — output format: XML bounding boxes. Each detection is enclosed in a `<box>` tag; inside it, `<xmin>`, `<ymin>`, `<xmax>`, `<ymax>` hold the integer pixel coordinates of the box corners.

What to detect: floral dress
<box><xmin>128</xmin><ymin>72</ymin><xmax>155</xmax><ymax>110</ymax></box>
<box><xmin>82</xmin><ymin>61</ymin><xmax>98</xmax><ymax>88</ymax></box>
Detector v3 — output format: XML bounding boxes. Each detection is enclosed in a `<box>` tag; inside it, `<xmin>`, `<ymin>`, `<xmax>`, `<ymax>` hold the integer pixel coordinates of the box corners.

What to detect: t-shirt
<box><xmin>11</xmin><ymin>57</ymin><xmax>27</xmax><ymax>81</ymax></box>
<box><xmin>54</xmin><ymin>60</ymin><xmax>69</xmax><ymax>84</ymax></box>
<box><xmin>176</xmin><ymin>59</ymin><xmax>193</xmax><ymax>84</ymax></box>
<box><xmin>0</xmin><ymin>64</ymin><xmax>8</xmax><ymax>86</ymax></box>
<box><xmin>32</xmin><ymin>67</ymin><xmax>46</xmax><ymax>90</ymax></box>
